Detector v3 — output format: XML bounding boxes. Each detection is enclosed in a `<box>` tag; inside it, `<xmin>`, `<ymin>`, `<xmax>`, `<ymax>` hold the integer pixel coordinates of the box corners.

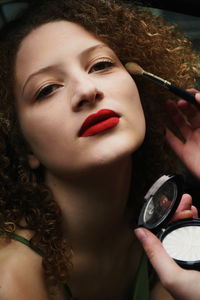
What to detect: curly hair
<box><xmin>0</xmin><ymin>0</ymin><xmax>199</xmax><ymax>288</ymax></box>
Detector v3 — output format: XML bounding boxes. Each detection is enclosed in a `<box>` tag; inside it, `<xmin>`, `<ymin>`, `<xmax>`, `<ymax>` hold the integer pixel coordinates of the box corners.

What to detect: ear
<box><xmin>27</xmin><ymin>153</ymin><xmax>41</xmax><ymax>169</ymax></box>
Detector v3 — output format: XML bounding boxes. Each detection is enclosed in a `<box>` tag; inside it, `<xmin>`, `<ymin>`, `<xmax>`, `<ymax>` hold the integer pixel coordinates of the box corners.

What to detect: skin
<box><xmin>0</xmin><ymin>235</ymin><xmax>50</xmax><ymax>300</ymax></box>
<box><xmin>0</xmin><ymin>20</ymin><xmax>198</xmax><ymax>300</ymax></box>
<box><xmin>136</xmin><ymin>91</ymin><xmax>200</xmax><ymax>300</ymax></box>
<box><xmin>166</xmin><ymin>89</ymin><xmax>200</xmax><ymax>180</ymax></box>
<box><xmin>15</xmin><ymin>21</ymin><xmax>145</xmax><ymax>177</ymax></box>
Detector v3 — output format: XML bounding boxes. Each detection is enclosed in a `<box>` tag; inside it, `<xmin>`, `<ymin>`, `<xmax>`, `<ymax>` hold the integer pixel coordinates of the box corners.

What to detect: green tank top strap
<box><xmin>131</xmin><ymin>254</ymin><xmax>150</xmax><ymax>300</ymax></box>
<box><xmin>0</xmin><ymin>229</ymin><xmax>150</xmax><ymax>299</ymax></box>
<box><xmin>0</xmin><ymin>229</ymin><xmax>43</xmax><ymax>256</ymax></box>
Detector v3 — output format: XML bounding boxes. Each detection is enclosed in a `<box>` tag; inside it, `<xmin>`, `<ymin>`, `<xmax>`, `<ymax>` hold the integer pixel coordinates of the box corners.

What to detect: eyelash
<box><xmin>35</xmin><ymin>83</ymin><xmax>61</xmax><ymax>100</ymax></box>
<box><xmin>35</xmin><ymin>60</ymin><xmax>114</xmax><ymax>100</ymax></box>
<box><xmin>89</xmin><ymin>59</ymin><xmax>114</xmax><ymax>73</ymax></box>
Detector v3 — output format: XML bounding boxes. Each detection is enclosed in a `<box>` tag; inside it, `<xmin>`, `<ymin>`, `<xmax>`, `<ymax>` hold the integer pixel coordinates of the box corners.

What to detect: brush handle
<box><xmin>142</xmin><ymin>71</ymin><xmax>200</xmax><ymax>108</ymax></box>
<box><xmin>169</xmin><ymin>84</ymin><xmax>200</xmax><ymax>109</ymax></box>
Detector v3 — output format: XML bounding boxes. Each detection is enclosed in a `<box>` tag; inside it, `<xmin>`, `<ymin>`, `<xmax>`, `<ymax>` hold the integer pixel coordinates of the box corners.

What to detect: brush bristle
<box><xmin>125</xmin><ymin>62</ymin><xmax>143</xmax><ymax>75</ymax></box>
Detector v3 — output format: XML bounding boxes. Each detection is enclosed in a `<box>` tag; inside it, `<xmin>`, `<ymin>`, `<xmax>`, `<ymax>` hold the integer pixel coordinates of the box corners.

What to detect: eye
<box><xmin>89</xmin><ymin>60</ymin><xmax>114</xmax><ymax>73</ymax></box>
<box><xmin>35</xmin><ymin>84</ymin><xmax>61</xmax><ymax>100</ymax></box>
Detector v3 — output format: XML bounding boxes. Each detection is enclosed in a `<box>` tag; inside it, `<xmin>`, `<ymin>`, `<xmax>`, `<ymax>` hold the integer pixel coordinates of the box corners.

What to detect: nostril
<box><xmin>77</xmin><ymin>99</ymin><xmax>89</xmax><ymax>109</ymax></box>
<box><xmin>73</xmin><ymin>88</ymin><xmax>104</xmax><ymax>111</ymax></box>
<box><xmin>96</xmin><ymin>92</ymin><xmax>103</xmax><ymax>101</ymax></box>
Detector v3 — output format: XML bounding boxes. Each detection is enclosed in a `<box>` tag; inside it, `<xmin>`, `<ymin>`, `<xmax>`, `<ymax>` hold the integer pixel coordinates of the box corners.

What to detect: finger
<box><xmin>186</xmin><ymin>89</ymin><xmax>200</xmax><ymax>108</ymax></box>
<box><xmin>186</xmin><ymin>88</ymin><xmax>200</xmax><ymax>97</ymax></box>
<box><xmin>175</xmin><ymin>193</ymin><xmax>192</xmax><ymax>212</ymax></box>
<box><xmin>195</xmin><ymin>92</ymin><xmax>200</xmax><ymax>104</ymax></box>
<box><xmin>170</xmin><ymin>194</ymin><xmax>192</xmax><ymax>221</ymax></box>
<box><xmin>176</xmin><ymin>100</ymin><xmax>200</xmax><ymax>129</ymax></box>
<box><xmin>177</xmin><ymin>101</ymin><xmax>199</xmax><ymax>124</ymax></box>
<box><xmin>171</xmin><ymin>210</ymin><xmax>193</xmax><ymax>222</ymax></box>
<box><xmin>176</xmin><ymin>89</ymin><xmax>200</xmax><ymax>128</ymax></box>
<box><xmin>165</xmin><ymin>128</ymin><xmax>184</xmax><ymax>160</ymax></box>
<box><xmin>171</xmin><ymin>194</ymin><xmax>198</xmax><ymax>221</ymax></box>
<box><xmin>191</xmin><ymin>205</ymin><xmax>199</xmax><ymax>218</ymax></box>
<box><xmin>177</xmin><ymin>205</ymin><xmax>199</xmax><ymax>219</ymax></box>
<box><xmin>166</xmin><ymin>100</ymin><xmax>192</xmax><ymax>139</ymax></box>
<box><xmin>134</xmin><ymin>227</ymin><xmax>181</xmax><ymax>285</ymax></box>
<box><xmin>180</xmin><ymin>88</ymin><xmax>200</xmax><ymax>106</ymax></box>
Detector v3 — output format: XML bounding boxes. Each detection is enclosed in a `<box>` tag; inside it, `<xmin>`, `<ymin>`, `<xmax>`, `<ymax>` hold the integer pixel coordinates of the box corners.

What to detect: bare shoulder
<box><xmin>150</xmin><ymin>280</ymin><xmax>174</xmax><ymax>300</ymax></box>
<box><xmin>0</xmin><ymin>234</ymin><xmax>49</xmax><ymax>300</ymax></box>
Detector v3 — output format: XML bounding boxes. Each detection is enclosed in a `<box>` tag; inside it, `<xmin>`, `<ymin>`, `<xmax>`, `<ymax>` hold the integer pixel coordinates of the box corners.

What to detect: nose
<box><xmin>71</xmin><ymin>76</ymin><xmax>104</xmax><ymax>112</ymax></box>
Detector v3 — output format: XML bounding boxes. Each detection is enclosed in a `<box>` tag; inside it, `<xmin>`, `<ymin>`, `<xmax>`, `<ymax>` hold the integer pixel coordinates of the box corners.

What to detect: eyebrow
<box><xmin>80</xmin><ymin>43</ymin><xmax>111</xmax><ymax>59</ymax></box>
<box><xmin>22</xmin><ymin>43</ymin><xmax>110</xmax><ymax>94</ymax></box>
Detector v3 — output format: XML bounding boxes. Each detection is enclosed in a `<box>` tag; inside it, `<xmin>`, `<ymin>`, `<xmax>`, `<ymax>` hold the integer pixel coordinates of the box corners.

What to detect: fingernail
<box><xmin>134</xmin><ymin>228</ymin><xmax>148</xmax><ymax>241</ymax></box>
<box><xmin>195</xmin><ymin>93</ymin><xmax>200</xmax><ymax>101</ymax></box>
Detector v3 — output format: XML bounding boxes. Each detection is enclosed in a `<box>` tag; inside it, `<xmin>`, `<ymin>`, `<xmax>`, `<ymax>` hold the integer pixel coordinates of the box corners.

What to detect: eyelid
<box><xmin>88</xmin><ymin>57</ymin><xmax>115</xmax><ymax>73</ymax></box>
<box><xmin>89</xmin><ymin>56</ymin><xmax>114</xmax><ymax>66</ymax></box>
<box><xmin>34</xmin><ymin>82</ymin><xmax>63</xmax><ymax>100</ymax></box>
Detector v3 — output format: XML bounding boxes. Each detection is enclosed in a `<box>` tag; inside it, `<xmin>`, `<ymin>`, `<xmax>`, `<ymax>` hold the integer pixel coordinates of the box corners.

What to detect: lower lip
<box><xmin>81</xmin><ymin>117</ymin><xmax>120</xmax><ymax>137</ymax></box>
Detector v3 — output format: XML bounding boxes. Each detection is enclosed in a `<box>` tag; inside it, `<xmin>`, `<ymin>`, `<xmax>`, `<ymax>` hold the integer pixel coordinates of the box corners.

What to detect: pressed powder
<box><xmin>162</xmin><ymin>225</ymin><xmax>200</xmax><ymax>261</ymax></box>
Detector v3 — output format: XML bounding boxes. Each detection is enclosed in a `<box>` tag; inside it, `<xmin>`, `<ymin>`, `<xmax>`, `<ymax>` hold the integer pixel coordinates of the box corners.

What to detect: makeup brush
<box><xmin>125</xmin><ymin>62</ymin><xmax>200</xmax><ymax>108</ymax></box>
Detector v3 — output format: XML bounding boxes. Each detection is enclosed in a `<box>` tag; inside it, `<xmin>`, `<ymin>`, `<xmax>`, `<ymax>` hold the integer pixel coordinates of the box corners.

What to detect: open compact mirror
<box><xmin>139</xmin><ymin>174</ymin><xmax>200</xmax><ymax>270</ymax></box>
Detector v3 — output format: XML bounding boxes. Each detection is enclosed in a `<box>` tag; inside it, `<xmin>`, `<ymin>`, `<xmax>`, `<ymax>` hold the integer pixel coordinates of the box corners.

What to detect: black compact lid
<box><xmin>138</xmin><ymin>174</ymin><xmax>183</xmax><ymax>232</ymax></box>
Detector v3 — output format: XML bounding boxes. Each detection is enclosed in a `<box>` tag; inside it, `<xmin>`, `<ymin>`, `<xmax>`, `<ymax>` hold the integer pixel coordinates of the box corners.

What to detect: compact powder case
<box><xmin>138</xmin><ymin>174</ymin><xmax>200</xmax><ymax>270</ymax></box>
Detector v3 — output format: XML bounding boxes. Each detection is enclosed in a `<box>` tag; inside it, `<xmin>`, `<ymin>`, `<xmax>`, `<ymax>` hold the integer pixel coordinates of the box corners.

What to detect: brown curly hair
<box><xmin>0</xmin><ymin>0</ymin><xmax>199</xmax><ymax>288</ymax></box>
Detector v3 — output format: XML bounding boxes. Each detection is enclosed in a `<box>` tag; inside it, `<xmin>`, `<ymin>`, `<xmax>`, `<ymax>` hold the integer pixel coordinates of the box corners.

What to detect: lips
<box><xmin>78</xmin><ymin>109</ymin><xmax>120</xmax><ymax>137</ymax></box>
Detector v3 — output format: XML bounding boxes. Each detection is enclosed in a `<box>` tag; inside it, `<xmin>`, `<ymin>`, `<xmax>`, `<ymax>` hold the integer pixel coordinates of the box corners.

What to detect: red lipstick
<box><xmin>79</xmin><ymin>109</ymin><xmax>120</xmax><ymax>137</ymax></box>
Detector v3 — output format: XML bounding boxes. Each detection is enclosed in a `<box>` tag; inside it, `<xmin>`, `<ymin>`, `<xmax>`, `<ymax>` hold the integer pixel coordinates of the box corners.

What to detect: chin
<box><xmin>84</xmin><ymin>132</ymin><xmax>144</xmax><ymax>168</ymax></box>
<box><xmin>47</xmin><ymin>131</ymin><xmax>144</xmax><ymax>179</ymax></box>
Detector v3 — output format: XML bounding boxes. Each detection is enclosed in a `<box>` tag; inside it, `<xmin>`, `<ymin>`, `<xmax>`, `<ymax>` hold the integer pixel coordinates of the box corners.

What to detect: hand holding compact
<box><xmin>135</xmin><ymin>193</ymin><xmax>199</xmax><ymax>300</ymax></box>
<box><xmin>135</xmin><ymin>226</ymin><xmax>200</xmax><ymax>300</ymax></box>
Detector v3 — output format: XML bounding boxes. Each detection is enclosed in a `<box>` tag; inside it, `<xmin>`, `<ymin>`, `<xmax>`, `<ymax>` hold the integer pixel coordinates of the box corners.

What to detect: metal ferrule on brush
<box><xmin>142</xmin><ymin>71</ymin><xmax>171</xmax><ymax>88</ymax></box>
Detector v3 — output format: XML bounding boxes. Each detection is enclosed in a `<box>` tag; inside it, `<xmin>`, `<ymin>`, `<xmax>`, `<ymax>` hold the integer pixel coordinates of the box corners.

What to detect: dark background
<box><xmin>139</xmin><ymin>0</ymin><xmax>200</xmax><ymax>17</ymax></box>
<box><xmin>138</xmin><ymin>0</ymin><xmax>200</xmax><ymax>54</ymax></box>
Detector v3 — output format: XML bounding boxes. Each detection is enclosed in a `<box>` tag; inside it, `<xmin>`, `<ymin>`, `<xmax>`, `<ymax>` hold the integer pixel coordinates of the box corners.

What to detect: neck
<box><xmin>45</xmin><ymin>156</ymin><xmax>133</xmax><ymax>251</ymax></box>
<box><xmin>45</xmin><ymin>157</ymin><xmax>143</xmax><ymax>300</ymax></box>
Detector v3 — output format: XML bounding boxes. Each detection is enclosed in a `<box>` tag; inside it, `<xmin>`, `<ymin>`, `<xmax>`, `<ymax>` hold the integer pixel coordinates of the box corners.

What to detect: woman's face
<box><xmin>14</xmin><ymin>21</ymin><xmax>145</xmax><ymax>178</ymax></box>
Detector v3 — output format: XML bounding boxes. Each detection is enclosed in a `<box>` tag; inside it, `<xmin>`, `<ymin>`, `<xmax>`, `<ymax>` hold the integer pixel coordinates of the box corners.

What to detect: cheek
<box><xmin>110</xmin><ymin>71</ymin><xmax>142</xmax><ymax>109</ymax></box>
<box><xmin>105</xmin><ymin>72</ymin><xmax>145</xmax><ymax>153</ymax></box>
<box><xmin>17</xmin><ymin>106</ymin><xmax>70</xmax><ymax>158</ymax></box>
<box><xmin>124</xmin><ymin>75</ymin><xmax>141</xmax><ymax>105</ymax></box>
<box><xmin>16</xmin><ymin>104</ymin><xmax>87</xmax><ymax>175</ymax></box>
<box><xmin>125</xmin><ymin>79</ymin><xmax>146</xmax><ymax>148</ymax></box>
<box><xmin>120</xmin><ymin>74</ymin><xmax>145</xmax><ymax>130</ymax></box>
<box><xmin>19</xmin><ymin>114</ymin><xmax>56</xmax><ymax>145</ymax></box>
<box><xmin>18</xmin><ymin>117</ymin><xmax>77</xmax><ymax>174</ymax></box>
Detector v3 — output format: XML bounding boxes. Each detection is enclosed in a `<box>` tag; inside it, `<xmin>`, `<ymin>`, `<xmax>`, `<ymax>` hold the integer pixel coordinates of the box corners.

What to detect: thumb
<box><xmin>134</xmin><ymin>227</ymin><xmax>181</xmax><ymax>285</ymax></box>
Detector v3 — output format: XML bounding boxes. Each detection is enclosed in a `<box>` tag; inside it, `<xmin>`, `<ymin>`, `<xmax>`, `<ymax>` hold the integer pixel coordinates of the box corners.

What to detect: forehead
<box><xmin>15</xmin><ymin>20</ymin><xmax>103</xmax><ymax>78</ymax></box>
<box><xmin>18</xmin><ymin>20</ymin><xmax>100</xmax><ymax>52</ymax></box>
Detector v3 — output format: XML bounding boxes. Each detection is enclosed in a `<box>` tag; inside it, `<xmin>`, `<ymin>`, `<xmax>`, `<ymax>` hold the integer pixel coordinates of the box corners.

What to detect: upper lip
<box><xmin>78</xmin><ymin>109</ymin><xmax>120</xmax><ymax>136</ymax></box>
